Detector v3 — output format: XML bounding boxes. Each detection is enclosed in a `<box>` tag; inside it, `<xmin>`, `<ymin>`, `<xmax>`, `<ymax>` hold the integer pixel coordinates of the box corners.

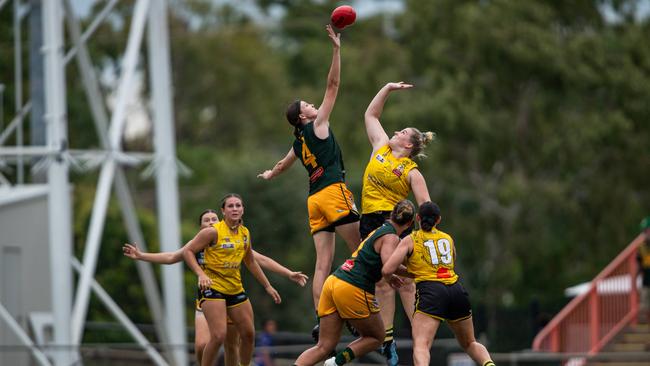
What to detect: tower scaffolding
<box><xmin>0</xmin><ymin>1</ymin><xmax>188</xmax><ymax>365</ymax></box>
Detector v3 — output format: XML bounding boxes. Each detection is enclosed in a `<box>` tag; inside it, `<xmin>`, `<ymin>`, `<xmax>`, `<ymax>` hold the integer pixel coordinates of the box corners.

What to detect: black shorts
<box><xmin>360</xmin><ymin>211</ymin><xmax>413</xmax><ymax>240</ymax></box>
<box><xmin>319</xmin><ymin>211</ymin><xmax>361</xmax><ymax>233</ymax></box>
<box><xmin>197</xmin><ymin>288</ymin><xmax>248</xmax><ymax>308</ymax></box>
<box><xmin>415</xmin><ymin>281</ymin><xmax>472</xmax><ymax>322</ymax></box>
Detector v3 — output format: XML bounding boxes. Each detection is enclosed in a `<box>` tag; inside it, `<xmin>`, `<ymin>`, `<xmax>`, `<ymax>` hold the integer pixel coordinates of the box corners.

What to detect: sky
<box><xmin>70</xmin><ymin>0</ymin><xmax>405</xmax><ymax>19</ymax></box>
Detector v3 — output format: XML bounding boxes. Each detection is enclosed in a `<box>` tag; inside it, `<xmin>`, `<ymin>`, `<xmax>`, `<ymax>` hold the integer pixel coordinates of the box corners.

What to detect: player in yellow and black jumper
<box><xmin>382</xmin><ymin>202</ymin><xmax>495</xmax><ymax>366</ymax></box>
<box><xmin>294</xmin><ymin>200</ymin><xmax>416</xmax><ymax>366</ymax></box>
<box><xmin>258</xmin><ymin>25</ymin><xmax>361</xmax><ymax>338</ymax></box>
<box><xmin>183</xmin><ymin>194</ymin><xmax>282</xmax><ymax>366</ymax></box>
<box><xmin>123</xmin><ymin>209</ymin><xmax>307</xmax><ymax>366</ymax></box>
<box><xmin>361</xmin><ymin>81</ymin><xmax>435</xmax><ymax>364</ymax></box>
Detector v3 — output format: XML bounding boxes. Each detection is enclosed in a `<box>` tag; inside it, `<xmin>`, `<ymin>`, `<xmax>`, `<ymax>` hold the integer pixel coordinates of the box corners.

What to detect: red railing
<box><xmin>532</xmin><ymin>233</ymin><xmax>645</xmax><ymax>354</ymax></box>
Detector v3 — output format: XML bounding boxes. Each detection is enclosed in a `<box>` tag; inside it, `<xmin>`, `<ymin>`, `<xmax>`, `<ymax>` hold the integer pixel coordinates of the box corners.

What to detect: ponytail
<box><xmin>390</xmin><ymin>199</ymin><xmax>416</xmax><ymax>226</ymax></box>
<box><xmin>418</xmin><ymin>201</ymin><xmax>441</xmax><ymax>231</ymax></box>
<box><xmin>408</xmin><ymin>128</ymin><xmax>436</xmax><ymax>160</ymax></box>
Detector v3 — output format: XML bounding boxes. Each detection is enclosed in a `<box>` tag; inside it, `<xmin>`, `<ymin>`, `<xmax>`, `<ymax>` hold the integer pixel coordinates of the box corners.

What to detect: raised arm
<box><xmin>182</xmin><ymin>227</ymin><xmax>217</xmax><ymax>290</ymax></box>
<box><xmin>258</xmin><ymin>147</ymin><xmax>297</xmax><ymax>180</ymax></box>
<box><xmin>313</xmin><ymin>24</ymin><xmax>341</xmax><ymax>138</ymax></box>
<box><xmin>123</xmin><ymin>243</ymin><xmax>184</xmax><ymax>265</ymax></box>
<box><xmin>364</xmin><ymin>82</ymin><xmax>413</xmax><ymax>151</ymax></box>
<box><xmin>254</xmin><ymin>250</ymin><xmax>308</xmax><ymax>287</ymax></box>
<box><xmin>382</xmin><ymin>235</ymin><xmax>413</xmax><ymax>279</ymax></box>
<box><xmin>408</xmin><ymin>169</ymin><xmax>431</xmax><ymax>205</ymax></box>
<box><xmin>243</xmin><ymin>245</ymin><xmax>282</xmax><ymax>304</ymax></box>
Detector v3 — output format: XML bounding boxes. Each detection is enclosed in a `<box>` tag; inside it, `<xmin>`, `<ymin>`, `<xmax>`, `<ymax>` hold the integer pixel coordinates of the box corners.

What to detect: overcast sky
<box><xmin>70</xmin><ymin>0</ymin><xmax>404</xmax><ymax>19</ymax></box>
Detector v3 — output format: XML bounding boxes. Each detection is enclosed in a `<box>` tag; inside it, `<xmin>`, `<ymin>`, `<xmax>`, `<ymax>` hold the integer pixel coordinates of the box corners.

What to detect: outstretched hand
<box><xmin>386</xmin><ymin>81</ymin><xmax>414</xmax><ymax>91</ymax></box>
<box><xmin>289</xmin><ymin>271</ymin><xmax>309</xmax><ymax>287</ymax></box>
<box><xmin>122</xmin><ymin>243</ymin><xmax>142</xmax><ymax>260</ymax></box>
<box><xmin>326</xmin><ymin>24</ymin><xmax>340</xmax><ymax>48</ymax></box>
<box><xmin>257</xmin><ymin>170</ymin><xmax>273</xmax><ymax>180</ymax></box>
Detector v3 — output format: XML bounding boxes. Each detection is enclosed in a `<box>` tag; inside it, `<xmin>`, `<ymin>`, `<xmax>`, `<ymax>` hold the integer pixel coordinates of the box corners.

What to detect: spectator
<box><xmin>255</xmin><ymin>319</ymin><xmax>277</xmax><ymax>366</ymax></box>
<box><xmin>638</xmin><ymin>216</ymin><xmax>650</xmax><ymax>323</ymax></box>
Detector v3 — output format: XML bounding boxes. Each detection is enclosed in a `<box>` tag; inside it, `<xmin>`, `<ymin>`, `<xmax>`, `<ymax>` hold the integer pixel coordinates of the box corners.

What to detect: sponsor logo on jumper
<box><xmin>341</xmin><ymin>259</ymin><xmax>355</xmax><ymax>271</ymax></box>
<box><xmin>436</xmin><ymin>267</ymin><xmax>451</xmax><ymax>278</ymax></box>
<box><xmin>221</xmin><ymin>243</ymin><xmax>235</xmax><ymax>249</ymax></box>
<box><xmin>375</xmin><ymin>154</ymin><xmax>385</xmax><ymax>163</ymax></box>
<box><xmin>221</xmin><ymin>262</ymin><xmax>240</xmax><ymax>269</ymax></box>
<box><xmin>309</xmin><ymin>166</ymin><xmax>324</xmax><ymax>183</ymax></box>
<box><xmin>367</xmin><ymin>174</ymin><xmax>390</xmax><ymax>189</ymax></box>
<box><xmin>392</xmin><ymin>164</ymin><xmax>405</xmax><ymax>177</ymax></box>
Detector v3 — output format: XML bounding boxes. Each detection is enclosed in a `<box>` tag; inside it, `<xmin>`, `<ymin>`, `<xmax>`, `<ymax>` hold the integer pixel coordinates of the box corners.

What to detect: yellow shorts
<box><xmin>318</xmin><ymin>275</ymin><xmax>380</xmax><ymax>319</ymax></box>
<box><xmin>307</xmin><ymin>183</ymin><xmax>359</xmax><ymax>234</ymax></box>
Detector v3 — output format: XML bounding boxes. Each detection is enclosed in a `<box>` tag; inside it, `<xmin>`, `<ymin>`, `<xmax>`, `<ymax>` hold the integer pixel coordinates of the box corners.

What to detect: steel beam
<box><xmin>0</xmin><ymin>302</ymin><xmax>51</xmax><ymax>366</ymax></box>
<box><xmin>148</xmin><ymin>1</ymin><xmax>187</xmax><ymax>364</ymax></box>
<box><xmin>42</xmin><ymin>0</ymin><xmax>75</xmax><ymax>364</ymax></box>
<box><xmin>71</xmin><ymin>0</ymin><xmax>152</xmax><ymax>344</ymax></box>
<box><xmin>62</xmin><ymin>0</ymin><xmax>169</xmax><ymax>348</ymax></box>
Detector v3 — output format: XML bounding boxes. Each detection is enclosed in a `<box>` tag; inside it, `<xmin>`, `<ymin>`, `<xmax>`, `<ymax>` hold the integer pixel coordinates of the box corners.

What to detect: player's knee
<box><xmin>457</xmin><ymin>338</ymin><xmax>477</xmax><ymax>351</ymax></box>
<box><xmin>195</xmin><ymin>339</ymin><xmax>208</xmax><ymax>353</ymax></box>
<box><xmin>209</xmin><ymin>332</ymin><xmax>226</xmax><ymax>345</ymax></box>
<box><xmin>315</xmin><ymin>340</ymin><xmax>336</xmax><ymax>355</ymax></box>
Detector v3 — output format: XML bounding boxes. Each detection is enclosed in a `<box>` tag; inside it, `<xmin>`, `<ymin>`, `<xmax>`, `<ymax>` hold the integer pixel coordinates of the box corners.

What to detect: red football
<box><xmin>331</xmin><ymin>5</ymin><xmax>356</xmax><ymax>29</ymax></box>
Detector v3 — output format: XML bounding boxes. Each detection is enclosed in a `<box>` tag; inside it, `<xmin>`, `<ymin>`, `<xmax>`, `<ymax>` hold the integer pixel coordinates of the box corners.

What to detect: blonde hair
<box><xmin>390</xmin><ymin>199</ymin><xmax>416</xmax><ymax>226</ymax></box>
<box><xmin>408</xmin><ymin>128</ymin><xmax>436</xmax><ymax>160</ymax></box>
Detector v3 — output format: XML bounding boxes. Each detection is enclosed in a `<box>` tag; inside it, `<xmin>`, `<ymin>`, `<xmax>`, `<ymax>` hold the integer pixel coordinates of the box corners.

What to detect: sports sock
<box><xmin>334</xmin><ymin>347</ymin><xmax>355</xmax><ymax>365</ymax></box>
<box><xmin>384</xmin><ymin>326</ymin><xmax>394</xmax><ymax>343</ymax></box>
<box><xmin>483</xmin><ymin>361</ymin><xmax>495</xmax><ymax>366</ymax></box>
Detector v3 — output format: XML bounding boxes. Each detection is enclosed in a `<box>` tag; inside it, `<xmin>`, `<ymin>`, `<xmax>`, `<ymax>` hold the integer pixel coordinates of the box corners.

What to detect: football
<box><xmin>331</xmin><ymin>5</ymin><xmax>356</xmax><ymax>29</ymax></box>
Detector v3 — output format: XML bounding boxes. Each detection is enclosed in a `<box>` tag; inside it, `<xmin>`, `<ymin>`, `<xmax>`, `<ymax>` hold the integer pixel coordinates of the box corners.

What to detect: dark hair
<box><xmin>286</xmin><ymin>100</ymin><xmax>304</xmax><ymax>139</ymax></box>
<box><xmin>221</xmin><ymin>193</ymin><xmax>243</xmax><ymax>208</ymax></box>
<box><xmin>408</xmin><ymin>128</ymin><xmax>436</xmax><ymax>159</ymax></box>
<box><xmin>390</xmin><ymin>199</ymin><xmax>416</xmax><ymax>226</ymax></box>
<box><xmin>198</xmin><ymin>209</ymin><xmax>218</xmax><ymax>226</ymax></box>
<box><xmin>419</xmin><ymin>201</ymin><xmax>441</xmax><ymax>231</ymax></box>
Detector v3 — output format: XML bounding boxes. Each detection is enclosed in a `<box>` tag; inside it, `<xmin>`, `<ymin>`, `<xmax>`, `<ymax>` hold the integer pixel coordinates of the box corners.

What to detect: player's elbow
<box><xmin>181</xmin><ymin>248</ymin><xmax>193</xmax><ymax>264</ymax></box>
<box><xmin>167</xmin><ymin>250</ymin><xmax>183</xmax><ymax>264</ymax></box>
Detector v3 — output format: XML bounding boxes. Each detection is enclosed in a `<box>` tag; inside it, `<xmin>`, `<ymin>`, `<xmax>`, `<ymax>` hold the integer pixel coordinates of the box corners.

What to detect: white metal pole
<box><xmin>41</xmin><ymin>0</ymin><xmax>74</xmax><ymax>364</ymax></box>
<box><xmin>71</xmin><ymin>0</ymin><xmax>152</xmax><ymax>345</ymax></box>
<box><xmin>147</xmin><ymin>1</ymin><xmax>187</xmax><ymax>364</ymax></box>
<box><xmin>70</xmin><ymin>159</ymin><xmax>116</xmax><ymax>343</ymax></box>
<box><xmin>13</xmin><ymin>0</ymin><xmax>24</xmax><ymax>183</ymax></box>
<box><xmin>61</xmin><ymin>0</ymin><xmax>170</xmax><ymax>346</ymax></box>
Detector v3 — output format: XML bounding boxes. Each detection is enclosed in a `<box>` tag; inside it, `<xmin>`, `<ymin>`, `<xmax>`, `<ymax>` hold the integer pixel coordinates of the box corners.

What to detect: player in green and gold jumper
<box><xmin>382</xmin><ymin>202</ymin><xmax>495</xmax><ymax>366</ymax></box>
<box><xmin>294</xmin><ymin>200</ymin><xmax>416</xmax><ymax>366</ymax></box>
<box><xmin>258</xmin><ymin>25</ymin><xmax>361</xmax><ymax>336</ymax></box>
<box><xmin>361</xmin><ymin>81</ymin><xmax>435</xmax><ymax>364</ymax></box>
<box><xmin>183</xmin><ymin>194</ymin><xmax>282</xmax><ymax>366</ymax></box>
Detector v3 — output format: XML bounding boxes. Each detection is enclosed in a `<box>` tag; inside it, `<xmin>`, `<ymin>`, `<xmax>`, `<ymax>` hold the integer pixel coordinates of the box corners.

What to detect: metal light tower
<box><xmin>0</xmin><ymin>1</ymin><xmax>187</xmax><ymax>365</ymax></box>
